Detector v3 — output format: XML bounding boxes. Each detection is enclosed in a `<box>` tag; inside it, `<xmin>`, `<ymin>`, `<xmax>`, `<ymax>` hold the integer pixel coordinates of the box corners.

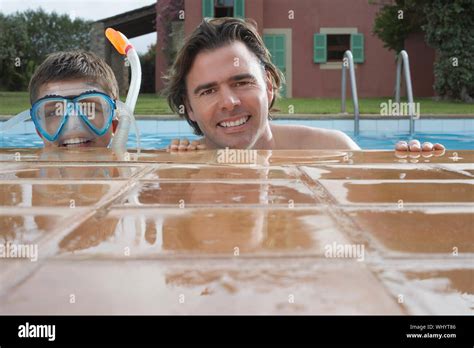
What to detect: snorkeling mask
<box><xmin>30</xmin><ymin>90</ymin><xmax>115</xmax><ymax>142</ymax></box>
<box><xmin>0</xmin><ymin>28</ymin><xmax>141</xmax><ymax>157</ymax></box>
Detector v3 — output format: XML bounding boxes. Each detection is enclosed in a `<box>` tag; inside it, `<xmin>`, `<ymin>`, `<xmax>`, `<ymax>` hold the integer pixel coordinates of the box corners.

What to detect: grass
<box><xmin>0</xmin><ymin>91</ymin><xmax>472</xmax><ymax>116</ymax></box>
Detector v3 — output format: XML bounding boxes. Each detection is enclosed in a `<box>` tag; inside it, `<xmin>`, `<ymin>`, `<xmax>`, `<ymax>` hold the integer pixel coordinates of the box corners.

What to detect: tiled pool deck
<box><xmin>0</xmin><ymin>148</ymin><xmax>472</xmax><ymax>314</ymax></box>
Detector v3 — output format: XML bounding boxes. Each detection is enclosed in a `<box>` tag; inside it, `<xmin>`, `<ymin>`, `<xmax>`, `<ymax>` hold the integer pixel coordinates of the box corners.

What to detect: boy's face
<box><xmin>34</xmin><ymin>79</ymin><xmax>116</xmax><ymax>148</ymax></box>
<box><xmin>185</xmin><ymin>41</ymin><xmax>274</xmax><ymax>149</ymax></box>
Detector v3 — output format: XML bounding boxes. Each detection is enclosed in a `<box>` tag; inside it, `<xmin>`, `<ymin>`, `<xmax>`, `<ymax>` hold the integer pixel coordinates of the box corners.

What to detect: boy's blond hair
<box><xmin>29</xmin><ymin>50</ymin><xmax>119</xmax><ymax>103</ymax></box>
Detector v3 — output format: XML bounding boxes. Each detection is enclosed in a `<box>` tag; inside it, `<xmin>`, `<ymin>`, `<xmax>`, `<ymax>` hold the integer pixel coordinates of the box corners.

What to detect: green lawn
<box><xmin>0</xmin><ymin>91</ymin><xmax>472</xmax><ymax>116</ymax></box>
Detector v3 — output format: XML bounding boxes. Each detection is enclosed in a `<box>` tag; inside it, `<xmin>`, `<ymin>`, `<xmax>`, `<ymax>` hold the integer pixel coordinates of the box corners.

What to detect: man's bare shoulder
<box><xmin>270</xmin><ymin>123</ymin><xmax>360</xmax><ymax>150</ymax></box>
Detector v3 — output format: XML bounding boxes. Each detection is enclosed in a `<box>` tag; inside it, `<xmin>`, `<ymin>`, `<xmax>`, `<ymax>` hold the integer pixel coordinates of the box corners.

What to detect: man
<box><xmin>164</xmin><ymin>18</ymin><xmax>444</xmax><ymax>153</ymax></box>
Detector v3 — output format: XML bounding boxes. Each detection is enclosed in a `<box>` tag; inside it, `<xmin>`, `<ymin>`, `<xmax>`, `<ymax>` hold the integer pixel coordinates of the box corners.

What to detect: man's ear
<box><xmin>185</xmin><ymin>99</ymin><xmax>195</xmax><ymax>122</ymax></box>
<box><xmin>265</xmin><ymin>70</ymin><xmax>274</xmax><ymax>106</ymax></box>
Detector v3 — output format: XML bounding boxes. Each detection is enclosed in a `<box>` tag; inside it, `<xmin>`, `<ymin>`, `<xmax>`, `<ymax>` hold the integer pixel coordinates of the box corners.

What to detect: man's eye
<box><xmin>200</xmin><ymin>88</ymin><xmax>215</xmax><ymax>96</ymax></box>
<box><xmin>235</xmin><ymin>81</ymin><xmax>251</xmax><ymax>87</ymax></box>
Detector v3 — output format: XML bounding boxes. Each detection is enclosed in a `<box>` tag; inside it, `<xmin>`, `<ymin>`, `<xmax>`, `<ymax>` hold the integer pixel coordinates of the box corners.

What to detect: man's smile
<box><xmin>217</xmin><ymin>114</ymin><xmax>252</xmax><ymax>133</ymax></box>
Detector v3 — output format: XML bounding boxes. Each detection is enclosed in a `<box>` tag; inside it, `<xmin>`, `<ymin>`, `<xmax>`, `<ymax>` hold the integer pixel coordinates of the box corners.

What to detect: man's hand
<box><xmin>395</xmin><ymin>139</ymin><xmax>445</xmax><ymax>152</ymax></box>
<box><xmin>167</xmin><ymin>138</ymin><xmax>207</xmax><ymax>152</ymax></box>
<box><xmin>395</xmin><ymin>139</ymin><xmax>445</xmax><ymax>159</ymax></box>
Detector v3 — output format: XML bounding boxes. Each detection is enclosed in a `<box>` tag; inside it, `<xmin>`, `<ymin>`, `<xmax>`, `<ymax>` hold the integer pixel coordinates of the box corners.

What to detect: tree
<box><xmin>0</xmin><ymin>13</ymin><xmax>31</xmax><ymax>90</ymax></box>
<box><xmin>0</xmin><ymin>9</ymin><xmax>91</xmax><ymax>91</ymax></box>
<box><xmin>372</xmin><ymin>0</ymin><xmax>428</xmax><ymax>52</ymax></box>
<box><xmin>371</xmin><ymin>0</ymin><xmax>473</xmax><ymax>102</ymax></box>
<box><xmin>139</xmin><ymin>43</ymin><xmax>156</xmax><ymax>93</ymax></box>
<box><xmin>423</xmin><ymin>0</ymin><xmax>473</xmax><ymax>102</ymax></box>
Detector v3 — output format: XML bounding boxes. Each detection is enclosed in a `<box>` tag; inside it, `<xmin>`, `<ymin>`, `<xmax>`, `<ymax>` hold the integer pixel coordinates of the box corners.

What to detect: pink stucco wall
<box><xmin>156</xmin><ymin>0</ymin><xmax>436</xmax><ymax>98</ymax></box>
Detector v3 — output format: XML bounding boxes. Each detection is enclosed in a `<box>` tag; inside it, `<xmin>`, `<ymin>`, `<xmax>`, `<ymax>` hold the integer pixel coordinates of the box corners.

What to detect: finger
<box><xmin>408</xmin><ymin>139</ymin><xmax>421</xmax><ymax>152</ymax></box>
<box><xmin>187</xmin><ymin>143</ymin><xmax>197</xmax><ymax>151</ymax></box>
<box><xmin>169</xmin><ymin>143</ymin><xmax>179</xmax><ymax>151</ymax></box>
<box><xmin>395</xmin><ymin>150</ymin><xmax>408</xmax><ymax>159</ymax></box>
<box><xmin>197</xmin><ymin>144</ymin><xmax>207</xmax><ymax>150</ymax></box>
<box><xmin>395</xmin><ymin>141</ymin><xmax>408</xmax><ymax>151</ymax></box>
<box><xmin>179</xmin><ymin>139</ymin><xmax>190</xmax><ymax>146</ymax></box>
<box><xmin>433</xmin><ymin>143</ymin><xmax>445</xmax><ymax>151</ymax></box>
<box><xmin>434</xmin><ymin>147</ymin><xmax>446</xmax><ymax>157</ymax></box>
<box><xmin>421</xmin><ymin>142</ymin><xmax>433</xmax><ymax>151</ymax></box>
<box><xmin>170</xmin><ymin>139</ymin><xmax>179</xmax><ymax>146</ymax></box>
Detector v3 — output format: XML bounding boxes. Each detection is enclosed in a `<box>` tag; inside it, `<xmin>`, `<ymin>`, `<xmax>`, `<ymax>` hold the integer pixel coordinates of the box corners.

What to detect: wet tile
<box><xmin>0</xmin><ymin>182</ymin><xmax>119</xmax><ymax>207</ymax></box>
<box><xmin>0</xmin><ymin>213</ymin><xmax>68</xmax><ymax>245</ymax></box>
<box><xmin>55</xmin><ymin>208</ymin><xmax>349</xmax><ymax>257</ymax></box>
<box><xmin>0</xmin><ymin>165</ymin><xmax>142</xmax><ymax>180</ymax></box>
<box><xmin>377</xmin><ymin>268</ymin><xmax>473</xmax><ymax>314</ymax></box>
<box><xmin>267</xmin><ymin>150</ymin><xmax>350</xmax><ymax>165</ymax></box>
<box><xmin>0</xmin><ymin>147</ymin><xmax>119</xmax><ymax>162</ymax></box>
<box><xmin>120</xmin><ymin>181</ymin><xmax>320</xmax><ymax>206</ymax></box>
<box><xmin>143</xmin><ymin>165</ymin><xmax>298</xmax><ymax>181</ymax></box>
<box><xmin>301</xmin><ymin>165</ymin><xmax>470</xmax><ymax>180</ymax></box>
<box><xmin>0</xmin><ymin>260</ymin><xmax>404</xmax><ymax>314</ymax></box>
<box><xmin>349</xmin><ymin>150</ymin><xmax>474</xmax><ymax>164</ymax></box>
<box><xmin>345</xmin><ymin>209</ymin><xmax>474</xmax><ymax>254</ymax></box>
<box><xmin>319</xmin><ymin>180</ymin><xmax>474</xmax><ymax>205</ymax></box>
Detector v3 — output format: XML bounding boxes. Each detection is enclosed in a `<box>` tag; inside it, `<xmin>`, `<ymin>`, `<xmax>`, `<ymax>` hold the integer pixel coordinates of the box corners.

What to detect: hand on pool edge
<box><xmin>395</xmin><ymin>139</ymin><xmax>446</xmax><ymax>158</ymax></box>
<box><xmin>167</xmin><ymin>138</ymin><xmax>207</xmax><ymax>152</ymax></box>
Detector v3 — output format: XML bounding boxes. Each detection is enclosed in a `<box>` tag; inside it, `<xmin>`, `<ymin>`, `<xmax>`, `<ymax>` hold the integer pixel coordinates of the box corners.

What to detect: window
<box><xmin>215</xmin><ymin>0</ymin><xmax>234</xmax><ymax>17</ymax></box>
<box><xmin>327</xmin><ymin>34</ymin><xmax>350</xmax><ymax>62</ymax></box>
<box><xmin>202</xmin><ymin>0</ymin><xmax>245</xmax><ymax>19</ymax></box>
<box><xmin>314</xmin><ymin>32</ymin><xmax>365</xmax><ymax>64</ymax></box>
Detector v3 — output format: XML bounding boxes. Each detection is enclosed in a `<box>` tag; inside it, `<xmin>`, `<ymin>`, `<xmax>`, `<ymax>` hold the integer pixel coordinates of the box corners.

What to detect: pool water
<box><xmin>1</xmin><ymin>118</ymin><xmax>473</xmax><ymax>149</ymax></box>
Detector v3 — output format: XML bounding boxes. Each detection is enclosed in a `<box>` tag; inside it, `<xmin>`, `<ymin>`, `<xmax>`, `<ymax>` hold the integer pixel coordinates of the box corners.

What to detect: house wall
<box><xmin>155</xmin><ymin>0</ymin><xmax>436</xmax><ymax>99</ymax></box>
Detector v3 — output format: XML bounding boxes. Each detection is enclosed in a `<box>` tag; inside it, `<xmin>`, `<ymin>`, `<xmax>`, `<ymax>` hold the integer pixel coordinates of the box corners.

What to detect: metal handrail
<box><xmin>395</xmin><ymin>50</ymin><xmax>415</xmax><ymax>135</ymax></box>
<box><xmin>341</xmin><ymin>51</ymin><xmax>360</xmax><ymax>135</ymax></box>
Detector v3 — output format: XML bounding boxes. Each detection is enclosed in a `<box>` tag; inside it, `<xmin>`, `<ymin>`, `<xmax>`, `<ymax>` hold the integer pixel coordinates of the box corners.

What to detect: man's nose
<box><xmin>218</xmin><ymin>86</ymin><xmax>241</xmax><ymax>111</ymax></box>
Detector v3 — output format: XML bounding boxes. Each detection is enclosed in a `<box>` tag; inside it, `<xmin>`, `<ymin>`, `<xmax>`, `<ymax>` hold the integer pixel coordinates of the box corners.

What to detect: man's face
<box><xmin>185</xmin><ymin>41</ymin><xmax>274</xmax><ymax>149</ymax></box>
<box><xmin>35</xmin><ymin>79</ymin><xmax>116</xmax><ymax>148</ymax></box>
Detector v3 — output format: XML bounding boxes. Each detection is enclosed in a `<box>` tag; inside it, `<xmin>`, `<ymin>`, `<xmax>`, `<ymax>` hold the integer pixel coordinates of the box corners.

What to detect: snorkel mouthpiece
<box><xmin>105</xmin><ymin>28</ymin><xmax>131</xmax><ymax>55</ymax></box>
<box><xmin>106</xmin><ymin>28</ymin><xmax>141</xmax><ymax>158</ymax></box>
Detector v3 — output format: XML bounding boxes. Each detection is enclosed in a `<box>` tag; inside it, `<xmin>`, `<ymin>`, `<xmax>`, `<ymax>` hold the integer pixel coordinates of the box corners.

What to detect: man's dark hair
<box><xmin>163</xmin><ymin>17</ymin><xmax>284</xmax><ymax>135</ymax></box>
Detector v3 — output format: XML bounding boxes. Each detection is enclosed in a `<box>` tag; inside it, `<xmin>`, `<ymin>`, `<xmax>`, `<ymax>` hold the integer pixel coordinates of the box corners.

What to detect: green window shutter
<box><xmin>351</xmin><ymin>33</ymin><xmax>364</xmax><ymax>63</ymax></box>
<box><xmin>234</xmin><ymin>0</ymin><xmax>245</xmax><ymax>18</ymax></box>
<box><xmin>202</xmin><ymin>0</ymin><xmax>214</xmax><ymax>18</ymax></box>
<box><xmin>313</xmin><ymin>33</ymin><xmax>327</xmax><ymax>63</ymax></box>
<box><xmin>263</xmin><ymin>36</ymin><xmax>274</xmax><ymax>52</ymax></box>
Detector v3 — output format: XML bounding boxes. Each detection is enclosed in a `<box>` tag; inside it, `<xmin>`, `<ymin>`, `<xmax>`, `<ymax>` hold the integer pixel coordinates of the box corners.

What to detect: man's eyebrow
<box><xmin>193</xmin><ymin>81</ymin><xmax>218</xmax><ymax>95</ymax></box>
<box><xmin>193</xmin><ymin>74</ymin><xmax>257</xmax><ymax>95</ymax></box>
<box><xmin>228</xmin><ymin>73</ymin><xmax>257</xmax><ymax>82</ymax></box>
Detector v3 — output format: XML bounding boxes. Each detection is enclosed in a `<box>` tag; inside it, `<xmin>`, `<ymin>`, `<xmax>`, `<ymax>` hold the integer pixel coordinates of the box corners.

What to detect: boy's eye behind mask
<box><xmin>31</xmin><ymin>90</ymin><xmax>116</xmax><ymax>147</ymax></box>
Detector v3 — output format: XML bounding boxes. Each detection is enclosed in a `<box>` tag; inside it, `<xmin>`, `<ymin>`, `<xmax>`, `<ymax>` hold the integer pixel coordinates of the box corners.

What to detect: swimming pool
<box><xmin>1</xmin><ymin>118</ymin><xmax>473</xmax><ymax>149</ymax></box>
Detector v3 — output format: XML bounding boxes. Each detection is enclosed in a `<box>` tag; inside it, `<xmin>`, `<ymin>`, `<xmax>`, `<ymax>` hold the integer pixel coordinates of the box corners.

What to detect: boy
<box><xmin>27</xmin><ymin>50</ymin><xmax>119</xmax><ymax>148</ymax></box>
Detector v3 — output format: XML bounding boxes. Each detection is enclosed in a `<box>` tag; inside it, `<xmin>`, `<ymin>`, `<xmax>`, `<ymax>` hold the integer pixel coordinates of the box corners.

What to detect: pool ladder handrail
<box><xmin>341</xmin><ymin>50</ymin><xmax>360</xmax><ymax>136</ymax></box>
<box><xmin>395</xmin><ymin>50</ymin><xmax>415</xmax><ymax>136</ymax></box>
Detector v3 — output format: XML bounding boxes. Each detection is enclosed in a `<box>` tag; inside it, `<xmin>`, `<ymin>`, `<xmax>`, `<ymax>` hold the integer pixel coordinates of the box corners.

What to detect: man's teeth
<box><xmin>219</xmin><ymin>116</ymin><xmax>250</xmax><ymax>128</ymax></box>
<box><xmin>62</xmin><ymin>138</ymin><xmax>90</xmax><ymax>145</ymax></box>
